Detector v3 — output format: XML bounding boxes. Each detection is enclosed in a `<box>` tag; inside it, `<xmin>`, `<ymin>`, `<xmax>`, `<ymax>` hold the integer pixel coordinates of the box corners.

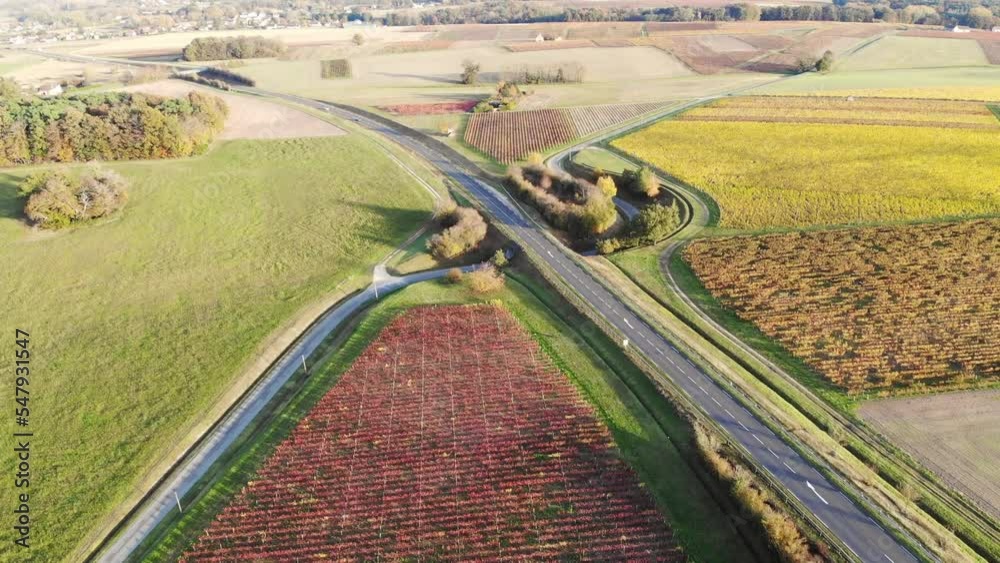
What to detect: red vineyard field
<box><xmin>182</xmin><ymin>305</ymin><xmax>680</xmax><ymax>561</ymax></box>
<box><xmin>381</xmin><ymin>100</ymin><xmax>478</xmax><ymax>115</ymax></box>
<box><xmin>465</xmin><ymin>103</ymin><xmax>671</xmax><ymax>163</ymax></box>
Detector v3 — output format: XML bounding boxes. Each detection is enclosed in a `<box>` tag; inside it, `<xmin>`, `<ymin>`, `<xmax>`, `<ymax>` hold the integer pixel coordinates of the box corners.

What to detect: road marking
<box><xmin>687</xmin><ymin>376</ymin><xmax>696</xmax><ymax>383</ymax></box>
<box><xmin>807</xmin><ymin>481</ymin><xmax>829</xmax><ymax>505</ymax></box>
<box><xmin>724</xmin><ymin>409</ymin><xmax>735</xmax><ymax>418</ymax></box>
<box><xmin>624</xmin><ymin>318</ymin><xmax>634</xmax><ymax>329</ymax></box>
<box><xmin>739</xmin><ymin>422</ymin><xmax>750</xmax><ymax>432</ymax></box>
<box><xmin>883</xmin><ymin>555</ymin><xmax>895</xmax><ymax>563</ymax></box>
<box><xmin>698</xmin><ymin>385</ymin><xmax>708</xmax><ymax>395</ymax></box>
<box><xmin>783</xmin><ymin>461</ymin><xmax>798</xmax><ymax>475</ymax></box>
<box><xmin>767</xmin><ymin>447</ymin><xmax>779</xmax><ymax>459</ymax></box>
<box><xmin>711</xmin><ymin>397</ymin><xmax>721</xmax><ymax>406</ymax></box>
<box><xmin>753</xmin><ymin>434</ymin><xmax>763</xmax><ymax>444</ymax></box>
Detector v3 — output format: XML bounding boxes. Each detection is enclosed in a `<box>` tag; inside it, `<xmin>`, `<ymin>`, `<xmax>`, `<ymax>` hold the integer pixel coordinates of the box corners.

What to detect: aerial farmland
<box><xmin>2</xmin><ymin>3</ymin><xmax>999</xmax><ymax>563</ymax></box>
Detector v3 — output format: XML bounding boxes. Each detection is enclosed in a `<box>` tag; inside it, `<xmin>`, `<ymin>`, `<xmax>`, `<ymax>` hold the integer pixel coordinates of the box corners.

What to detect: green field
<box><xmin>137</xmin><ymin>269</ymin><xmax>763</xmax><ymax>563</ymax></box>
<box><xmin>836</xmin><ymin>36</ymin><xmax>989</xmax><ymax>72</ymax></box>
<box><xmin>0</xmin><ymin>136</ymin><xmax>434</xmax><ymax>561</ymax></box>
<box><xmin>612</xmin><ymin>120</ymin><xmax>1000</xmax><ymax>230</ymax></box>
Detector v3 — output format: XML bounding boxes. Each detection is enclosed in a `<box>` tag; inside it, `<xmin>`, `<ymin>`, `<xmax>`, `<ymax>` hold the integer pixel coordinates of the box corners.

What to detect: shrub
<box><xmin>197</xmin><ymin>67</ymin><xmax>256</xmax><ymax>87</ymax></box>
<box><xmin>621</xmin><ymin>166</ymin><xmax>660</xmax><ymax>198</ymax></box>
<box><xmin>321</xmin><ymin>59</ymin><xmax>352</xmax><ymax>79</ymax></box>
<box><xmin>465</xmin><ymin>264</ymin><xmax>504</xmax><ymax>294</ymax></box>
<box><xmin>446</xmin><ymin>268</ymin><xmax>464</xmax><ymax>284</ymax></box>
<box><xmin>815</xmin><ymin>50</ymin><xmax>835</xmax><ymax>73</ymax></box>
<box><xmin>461</xmin><ymin>60</ymin><xmax>480</xmax><ymax>85</ymax></box>
<box><xmin>490</xmin><ymin>249</ymin><xmax>508</xmax><ymax>269</ymax></box>
<box><xmin>352</xmin><ymin>33</ymin><xmax>365</xmax><ymax>46</ymax></box>
<box><xmin>597</xmin><ymin>203</ymin><xmax>681</xmax><ymax>254</ymax></box>
<box><xmin>427</xmin><ymin>206</ymin><xmax>488</xmax><ymax>260</ymax></box>
<box><xmin>182</xmin><ymin>36</ymin><xmax>287</xmax><ymax>61</ymax></box>
<box><xmin>22</xmin><ymin>167</ymin><xmax>129</xmax><ymax>229</ymax></box>
<box><xmin>596</xmin><ymin>175</ymin><xmax>617</xmax><ymax>198</ymax></box>
<box><xmin>504</xmin><ymin>164</ymin><xmax>616</xmax><ymax>239</ymax></box>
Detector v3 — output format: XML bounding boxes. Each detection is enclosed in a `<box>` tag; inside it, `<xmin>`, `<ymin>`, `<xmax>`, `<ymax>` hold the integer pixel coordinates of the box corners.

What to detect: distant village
<box><xmin>1</xmin><ymin>0</ymin><xmax>444</xmax><ymax>46</ymax></box>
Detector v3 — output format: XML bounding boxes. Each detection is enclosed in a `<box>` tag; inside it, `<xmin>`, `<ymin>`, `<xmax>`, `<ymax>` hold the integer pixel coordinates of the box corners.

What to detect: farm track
<box><xmin>547</xmin><ymin>102</ymin><xmax>1000</xmax><ymax>559</ymax></box>
<box><xmin>24</xmin><ymin>49</ymin><xmax>946</xmax><ymax>563</ymax></box>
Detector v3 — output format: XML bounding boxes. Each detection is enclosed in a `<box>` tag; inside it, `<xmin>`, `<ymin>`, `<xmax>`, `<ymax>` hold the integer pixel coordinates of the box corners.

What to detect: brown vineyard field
<box><xmin>684</xmin><ymin>220</ymin><xmax>1000</xmax><ymax>395</ymax></box>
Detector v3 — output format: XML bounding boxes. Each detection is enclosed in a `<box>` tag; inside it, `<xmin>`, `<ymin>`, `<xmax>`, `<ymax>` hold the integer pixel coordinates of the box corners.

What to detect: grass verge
<box><xmin>133</xmin><ymin>266</ymin><xmax>766</xmax><ymax>562</ymax></box>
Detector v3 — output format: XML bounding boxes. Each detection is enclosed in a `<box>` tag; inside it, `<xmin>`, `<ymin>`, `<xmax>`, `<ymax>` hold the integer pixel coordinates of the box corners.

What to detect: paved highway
<box><xmin>270</xmin><ymin>93</ymin><xmax>919</xmax><ymax>563</ymax></box>
<box><xmin>32</xmin><ymin>45</ymin><xmax>920</xmax><ymax>559</ymax></box>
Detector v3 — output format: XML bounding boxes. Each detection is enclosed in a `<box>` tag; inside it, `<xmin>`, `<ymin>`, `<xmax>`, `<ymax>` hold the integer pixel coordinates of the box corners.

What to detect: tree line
<box><xmin>427</xmin><ymin>201</ymin><xmax>489</xmax><ymax>260</ymax></box>
<box><xmin>377</xmin><ymin>0</ymin><xmax>998</xmax><ymax>30</ymax></box>
<box><xmin>182</xmin><ymin>36</ymin><xmax>287</xmax><ymax>61</ymax></box>
<box><xmin>0</xmin><ymin>82</ymin><xmax>228</xmax><ymax>166</ymax></box>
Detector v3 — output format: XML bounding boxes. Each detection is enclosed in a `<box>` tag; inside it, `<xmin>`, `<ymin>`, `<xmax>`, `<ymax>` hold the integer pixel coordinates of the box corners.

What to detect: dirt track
<box><xmin>126</xmin><ymin>79</ymin><xmax>345</xmax><ymax>140</ymax></box>
<box><xmin>860</xmin><ymin>390</ymin><xmax>1000</xmax><ymax>519</ymax></box>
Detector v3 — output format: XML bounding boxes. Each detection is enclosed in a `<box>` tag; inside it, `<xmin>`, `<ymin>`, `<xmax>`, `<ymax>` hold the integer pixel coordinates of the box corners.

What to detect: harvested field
<box><xmin>838</xmin><ymin>36</ymin><xmax>989</xmax><ymax>71</ymax></box>
<box><xmin>684</xmin><ymin>220</ymin><xmax>1000</xmax><ymax>394</ymax></box>
<box><xmin>980</xmin><ymin>40</ymin><xmax>1000</xmax><ymax>65</ymax></box>
<box><xmin>181</xmin><ymin>305</ymin><xmax>680</xmax><ymax>561</ymax></box>
<box><xmin>860</xmin><ymin>390</ymin><xmax>1000</xmax><ymax>518</ymax></box>
<box><xmin>645</xmin><ymin>22</ymin><xmax>719</xmax><ymax>35</ymax></box>
<box><xmin>465</xmin><ymin>102</ymin><xmax>674</xmax><ymax>162</ymax></box>
<box><xmin>124</xmin><ymin>80</ymin><xmax>345</xmax><ymax>139</ymax></box>
<box><xmin>504</xmin><ymin>39</ymin><xmax>594</xmax><ymax>52</ymax></box>
<box><xmin>614</xmin><ymin>99</ymin><xmax>1000</xmax><ymax>228</ymax></box>
<box><xmin>465</xmin><ymin>109</ymin><xmax>576</xmax><ymax>163</ymax></box>
<box><xmin>381</xmin><ymin>100</ymin><xmax>477</xmax><ymax>115</ymax></box>
<box><xmin>374</xmin><ymin>39</ymin><xmax>454</xmax><ymax>55</ymax></box>
<box><xmin>680</xmin><ymin>96</ymin><xmax>1000</xmax><ymax>128</ymax></box>
<box><xmin>565</xmin><ymin>22</ymin><xmax>644</xmax><ymax>39</ymax></box>
<box><xmin>637</xmin><ymin>35</ymin><xmax>761</xmax><ymax>74</ymax></box>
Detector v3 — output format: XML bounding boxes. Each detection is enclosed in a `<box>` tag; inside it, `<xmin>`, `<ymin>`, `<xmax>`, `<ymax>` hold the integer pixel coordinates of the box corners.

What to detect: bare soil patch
<box><xmin>860</xmin><ymin>390</ymin><xmax>1000</xmax><ymax>519</ymax></box>
<box><xmin>125</xmin><ymin>80</ymin><xmax>345</xmax><ymax>140</ymax></box>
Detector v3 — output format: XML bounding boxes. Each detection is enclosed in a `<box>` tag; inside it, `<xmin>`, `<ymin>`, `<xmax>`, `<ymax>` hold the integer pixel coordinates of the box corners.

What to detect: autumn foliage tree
<box><xmin>427</xmin><ymin>204</ymin><xmax>488</xmax><ymax>260</ymax></box>
<box><xmin>0</xmin><ymin>90</ymin><xmax>227</xmax><ymax>166</ymax></box>
<box><xmin>21</xmin><ymin>168</ymin><xmax>129</xmax><ymax>229</ymax></box>
<box><xmin>182</xmin><ymin>36</ymin><xmax>287</xmax><ymax>61</ymax></box>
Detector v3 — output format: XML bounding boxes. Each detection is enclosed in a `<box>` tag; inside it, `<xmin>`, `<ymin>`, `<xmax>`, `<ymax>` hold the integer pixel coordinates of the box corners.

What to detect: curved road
<box><xmin>272</xmin><ymin>94</ymin><xmax>918</xmax><ymax>563</ymax></box>
<box><xmin>34</xmin><ymin>47</ymin><xmax>916</xmax><ymax>561</ymax></box>
<box><xmin>94</xmin><ymin>265</ymin><xmax>476</xmax><ymax>562</ymax></box>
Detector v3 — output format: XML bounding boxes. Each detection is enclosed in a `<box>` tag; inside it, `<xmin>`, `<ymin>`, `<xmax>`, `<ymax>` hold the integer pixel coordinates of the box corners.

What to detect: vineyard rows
<box><xmin>381</xmin><ymin>100</ymin><xmax>478</xmax><ymax>115</ymax></box>
<box><xmin>684</xmin><ymin>220</ymin><xmax>1000</xmax><ymax>394</ymax></box>
<box><xmin>681</xmin><ymin>96</ymin><xmax>1000</xmax><ymax>128</ymax></box>
<box><xmin>182</xmin><ymin>305</ymin><xmax>679</xmax><ymax>561</ymax></box>
<box><xmin>613</xmin><ymin>115</ymin><xmax>1000</xmax><ymax>229</ymax></box>
<box><xmin>465</xmin><ymin>103</ymin><xmax>673</xmax><ymax>163</ymax></box>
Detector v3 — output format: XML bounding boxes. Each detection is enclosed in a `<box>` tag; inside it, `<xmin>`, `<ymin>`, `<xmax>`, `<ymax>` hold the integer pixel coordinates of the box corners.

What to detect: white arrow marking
<box><xmin>624</xmin><ymin>318</ymin><xmax>634</xmax><ymax>329</ymax></box>
<box><xmin>807</xmin><ymin>481</ymin><xmax>829</xmax><ymax>505</ymax></box>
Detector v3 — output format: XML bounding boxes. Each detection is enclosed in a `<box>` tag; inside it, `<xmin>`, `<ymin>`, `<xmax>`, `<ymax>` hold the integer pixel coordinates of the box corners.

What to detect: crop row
<box><xmin>465</xmin><ymin>103</ymin><xmax>671</xmax><ymax>163</ymax></box>
<box><xmin>182</xmin><ymin>305</ymin><xmax>679</xmax><ymax>561</ymax></box>
<box><xmin>612</xmin><ymin>119</ymin><xmax>1000</xmax><ymax>229</ymax></box>
<box><xmin>684</xmin><ymin>220</ymin><xmax>1000</xmax><ymax>394</ymax></box>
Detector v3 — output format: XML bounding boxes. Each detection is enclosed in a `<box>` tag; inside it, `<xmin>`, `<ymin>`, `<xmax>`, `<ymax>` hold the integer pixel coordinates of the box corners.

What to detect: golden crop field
<box><xmin>777</xmin><ymin>87</ymin><xmax>1000</xmax><ymax>103</ymax></box>
<box><xmin>613</xmin><ymin>118</ymin><xmax>1000</xmax><ymax>229</ymax></box>
<box><xmin>684</xmin><ymin>220</ymin><xmax>1000</xmax><ymax>395</ymax></box>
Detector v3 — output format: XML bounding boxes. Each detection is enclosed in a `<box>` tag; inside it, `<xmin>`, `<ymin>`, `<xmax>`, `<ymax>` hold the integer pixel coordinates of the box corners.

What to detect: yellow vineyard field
<box><xmin>684</xmin><ymin>220</ymin><xmax>1000</xmax><ymax>394</ymax></box>
<box><xmin>613</xmin><ymin>119</ymin><xmax>1000</xmax><ymax>229</ymax></box>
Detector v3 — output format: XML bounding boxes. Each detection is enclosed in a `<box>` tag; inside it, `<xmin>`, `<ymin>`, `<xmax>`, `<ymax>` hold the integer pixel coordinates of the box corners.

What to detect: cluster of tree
<box><xmin>427</xmin><ymin>201</ymin><xmax>489</xmax><ymax>260</ymax></box>
<box><xmin>461</xmin><ymin>60</ymin><xmax>481</xmax><ymax>85</ymax></box>
<box><xmin>505</xmin><ymin>164</ymin><xmax>617</xmax><ymax>239</ymax></box>
<box><xmin>321</xmin><ymin>59</ymin><xmax>353</xmax><ymax>79</ymax></box>
<box><xmin>380</xmin><ymin>0</ymin><xmax>998</xmax><ymax>29</ymax></box>
<box><xmin>0</xmin><ymin>83</ymin><xmax>228</xmax><ymax>166</ymax></box>
<box><xmin>181</xmin><ymin>36</ymin><xmax>287</xmax><ymax>61</ymax></box>
<box><xmin>19</xmin><ymin>168</ymin><xmax>128</xmax><ymax>229</ymax></box>
<box><xmin>621</xmin><ymin>167</ymin><xmax>660</xmax><ymax>198</ymax></box>
<box><xmin>500</xmin><ymin>63</ymin><xmax>585</xmax><ymax>85</ymax></box>
<box><xmin>597</xmin><ymin>203</ymin><xmax>681</xmax><ymax>254</ymax></box>
<box><xmin>174</xmin><ymin>72</ymin><xmax>233</xmax><ymax>91</ymax></box>
<box><xmin>473</xmin><ymin>81</ymin><xmax>523</xmax><ymax>112</ymax></box>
